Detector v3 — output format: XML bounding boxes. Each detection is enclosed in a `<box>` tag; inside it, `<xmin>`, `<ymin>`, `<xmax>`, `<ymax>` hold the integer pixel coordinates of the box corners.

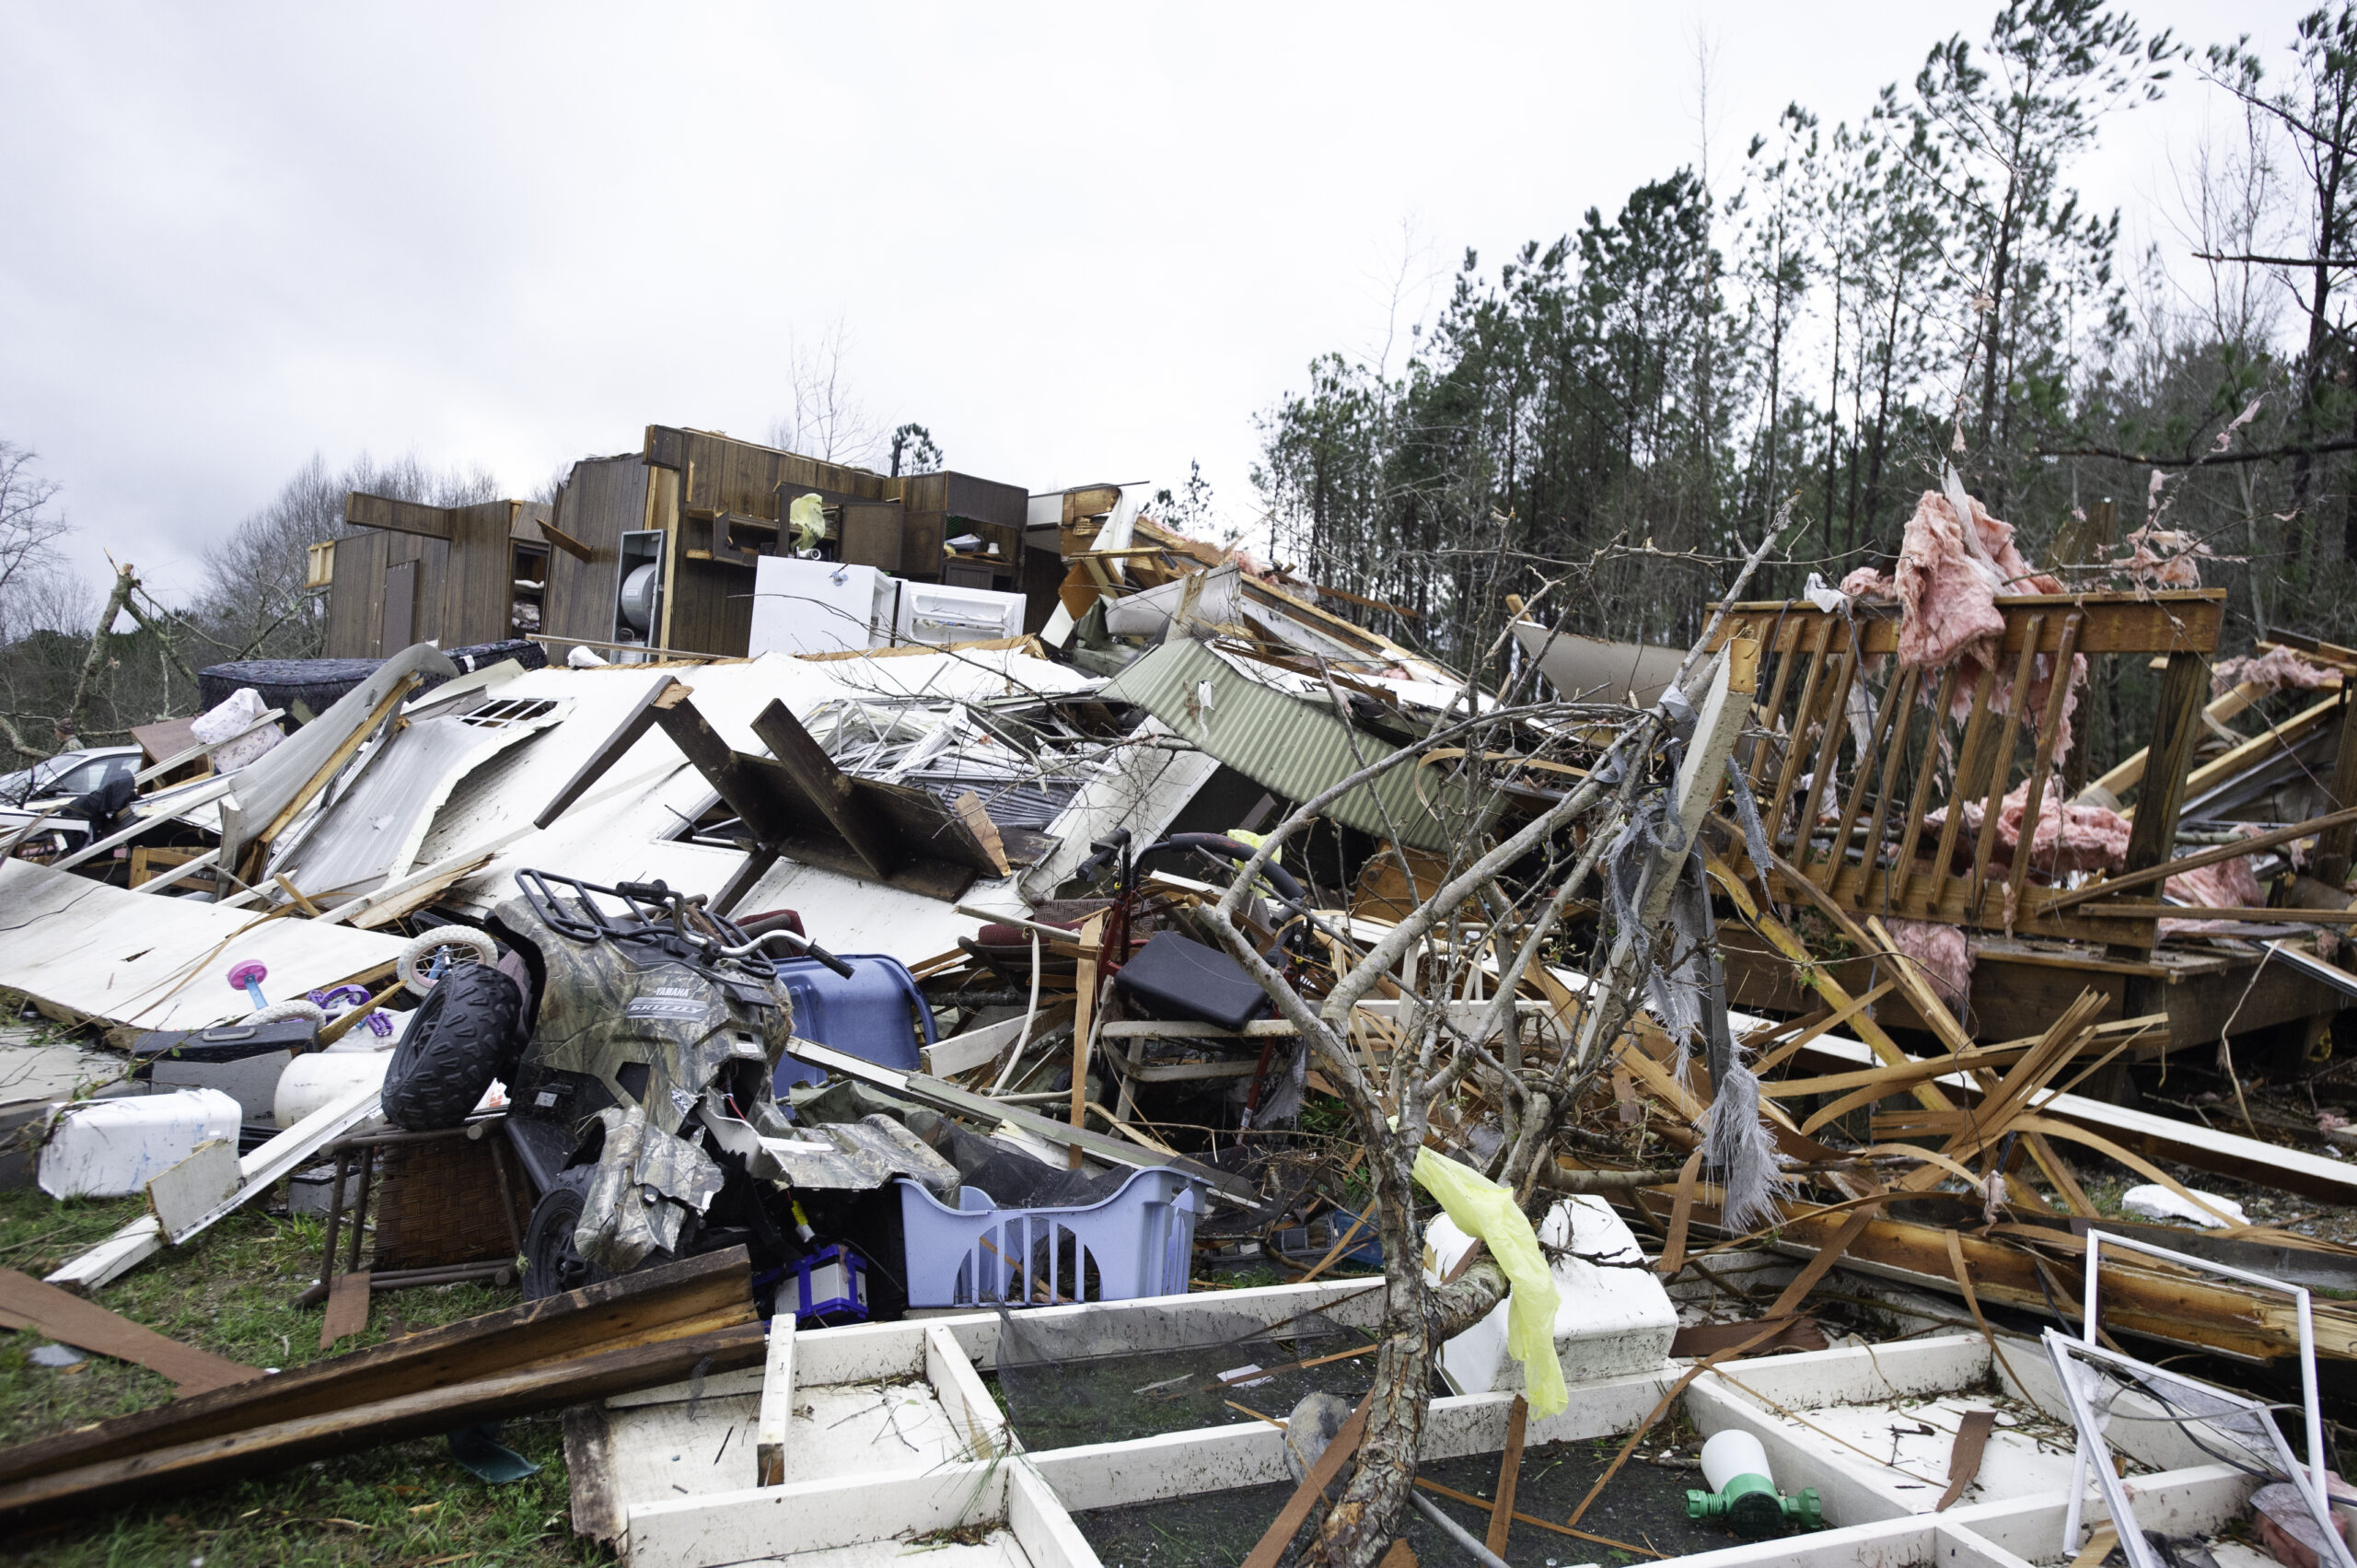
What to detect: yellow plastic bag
<box><xmin>1412</xmin><ymin>1146</ymin><xmax>1566</xmax><ymax>1418</ymax></box>
<box><xmin>789</xmin><ymin>492</ymin><xmax>828</xmax><ymax>552</ymax></box>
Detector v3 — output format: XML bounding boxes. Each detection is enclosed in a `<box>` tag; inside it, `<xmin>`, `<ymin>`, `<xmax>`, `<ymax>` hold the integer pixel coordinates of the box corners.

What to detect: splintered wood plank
<box><xmin>1761</xmin><ymin>621</ymin><xmax>1836</xmax><ymax>852</ymax></box>
<box><xmin>1486</xmin><ymin>1394</ymin><xmax>1528</xmax><ymax>1557</ymax></box>
<box><xmin>1817</xmin><ymin>658</ymin><xmax>1906</xmax><ymax>894</ymax></box>
<box><xmin>0</xmin><ymin>1271</ymin><xmax>257</xmax><ymax>1395</ymax></box>
<box><xmin>1886</xmin><ymin>664</ymin><xmax>1959</xmax><ymax>913</ymax></box>
<box><xmin>1914</xmin><ymin>667</ymin><xmax>1997</xmax><ymax>918</ymax></box>
<box><xmin>2004</xmin><ymin>612</ymin><xmax>2084</xmax><ymax>916</ymax></box>
<box><xmin>1239</xmin><ymin>1399</ymin><xmax>1368</xmax><ymax>1568</ymax></box>
<box><xmin>1738</xmin><ymin>623</ymin><xmax>1805</xmax><ymax>793</ymax></box>
<box><xmin>1969</xmin><ymin>615</ymin><xmax>2046</xmax><ymax>922</ymax></box>
<box><xmin>1838</xmin><ymin>665</ymin><xmax>1922</xmax><ymax>902</ymax></box>
<box><xmin>0</xmin><ymin>1248</ymin><xmax>753</xmax><ymax>1490</ymax></box>
<box><xmin>534</xmin><ymin>674</ymin><xmax>679</xmax><ymax>830</ymax></box>
<box><xmin>749</xmin><ymin>699</ymin><xmax>897</xmax><ymax>877</ymax></box>
<box><xmin>0</xmin><ymin>1322</ymin><xmax>767</xmax><ymax>1526</ymax></box>
<box><xmin>1935</xmin><ymin>1408</ymin><xmax>1996</xmax><ymax>1510</ymax></box>
<box><xmin>320</xmin><ymin>1271</ymin><xmax>372</xmax><ymax>1350</ymax></box>
<box><xmin>1789</xmin><ymin>650</ymin><xmax>1856</xmax><ymax>883</ymax></box>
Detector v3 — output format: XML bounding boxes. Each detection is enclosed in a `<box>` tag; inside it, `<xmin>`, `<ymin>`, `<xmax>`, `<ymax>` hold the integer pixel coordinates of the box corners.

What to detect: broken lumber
<box><xmin>0</xmin><ymin>1271</ymin><xmax>257</xmax><ymax>1395</ymax></box>
<box><xmin>0</xmin><ymin>1247</ymin><xmax>753</xmax><ymax>1489</ymax></box>
<box><xmin>0</xmin><ymin>1319</ymin><xmax>767</xmax><ymax>1524</ymax></box>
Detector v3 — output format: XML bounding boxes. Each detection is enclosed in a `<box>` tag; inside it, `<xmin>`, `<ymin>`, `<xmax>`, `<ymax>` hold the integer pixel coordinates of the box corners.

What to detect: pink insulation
<box><xmin>1840</xmin><ymin>565</ymin><xmax>1896</xmax><ymax>599</ymax></box>
<box><xmin>2117</xmin><ymin>525</ymin><xmax>2208</xmax><ymax>588</ymax></box>
<box><xmin>2165</xmin><ymin>854</ymin><xmax>2266</xmax><ymax>911</ymax></box>
<box><xmin>2157</xmin><ymin>853</ymin><xmax>2269</xmax><ymax>938</ymax></box>
<box><xmin>1890</xmin><ymin>485</ymin><xmax>2084</xmax><ymax>761</ymax></box>
<box><xmin>1895</xmin><ymin>488</ymin><xmax>2009</xmax><ymax>668</ymax></box>
<box><xmin>1922</xmin><ymin>780</ymin><xmax>2131</xmax><ymax>881</ymax></box>
<box><xmin>1996</xmin><ymin>782</ymin><xmax>2132</xmax><ymax>877</ymax></box>
<box><xmin>2212</xmin><ymin>645</ymin><xmax>2338</xmax><ymax>698</ymax></box>
<box><xmin>1884</xmin><ymin>917</ymin><xmax>1973</xmax><ymax>1011</ymax></box>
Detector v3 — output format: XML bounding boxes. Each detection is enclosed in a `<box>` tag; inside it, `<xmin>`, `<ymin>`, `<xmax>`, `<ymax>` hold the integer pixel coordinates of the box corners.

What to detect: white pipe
<box><xmin>1409</xmin><ymin>1490</ymin><xmax>1514</xmax><ymax>1568</ymax></box>
<box><xmin>992</xmin><ymin>931</ymin><xmax>1042</xmax><ymax>1096</ymax></box>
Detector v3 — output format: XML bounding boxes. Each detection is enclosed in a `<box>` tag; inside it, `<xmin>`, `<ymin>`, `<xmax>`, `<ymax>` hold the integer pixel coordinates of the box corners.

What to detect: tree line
<box><xmin>1252</xmin><ymin>1</ymin><xmax>2357</xmax><ymax>772</ymax></box>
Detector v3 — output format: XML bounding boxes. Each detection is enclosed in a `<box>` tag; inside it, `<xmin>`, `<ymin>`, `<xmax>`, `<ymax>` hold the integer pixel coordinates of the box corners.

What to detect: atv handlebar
<box><xmin>600</xmin><ymin>876</ymin><xmax>856</xmax><ymax>977</ymax></box>
<box><xmin>710</xmin><ymin>927</ymin><xmax>857</xmax><ymax>979</ymax></box>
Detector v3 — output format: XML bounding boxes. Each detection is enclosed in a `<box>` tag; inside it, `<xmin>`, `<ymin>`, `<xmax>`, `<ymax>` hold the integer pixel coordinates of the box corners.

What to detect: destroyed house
<box><xmin>320</xmin><ymin>425</ymin><xmax>1073</xmax><ymax>660</ymax></box>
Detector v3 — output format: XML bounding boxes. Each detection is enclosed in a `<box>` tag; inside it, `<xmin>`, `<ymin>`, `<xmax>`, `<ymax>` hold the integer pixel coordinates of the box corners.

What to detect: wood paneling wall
<box><xmin>542</xmin><ymin>458</ymin><xmax>646</xmax><ymax>648</ymax></box>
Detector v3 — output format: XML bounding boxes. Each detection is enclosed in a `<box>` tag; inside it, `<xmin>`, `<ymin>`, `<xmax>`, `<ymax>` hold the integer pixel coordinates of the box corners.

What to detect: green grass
<box><xmin>0</xmin><ymin>1187</ymin><xmax>611</xmax><ymax>1567</ymax></box>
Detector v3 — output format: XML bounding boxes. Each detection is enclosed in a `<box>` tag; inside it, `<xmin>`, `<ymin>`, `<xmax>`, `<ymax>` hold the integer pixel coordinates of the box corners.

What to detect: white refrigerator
<box><xmin>748</xmin><ymin>558</ymin><xmax>900</xmax><ymax>656</ymax></box>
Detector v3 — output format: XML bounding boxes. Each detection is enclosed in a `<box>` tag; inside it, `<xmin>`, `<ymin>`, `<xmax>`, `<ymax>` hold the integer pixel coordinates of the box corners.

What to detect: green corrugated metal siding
<box><xmin>1100</xmin><ymin>639</ymin><xmax>1469</xmax><ymax>852</ymax></box>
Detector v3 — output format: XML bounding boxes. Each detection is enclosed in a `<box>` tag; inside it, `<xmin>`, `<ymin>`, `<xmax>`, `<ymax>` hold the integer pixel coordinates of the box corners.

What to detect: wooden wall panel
<box><xmin>384</xmin><ymin>530</ymin><xmax>448</xmax><ymax>649</ymax></box>
<box><xmin>642</xmin><ymin>426</ymin><xmax>888</xmax><ymax>520</ymax></box>
<box><xmin>541</xmin><ymin>457</ymin><xmax>644</xmax><ymax>647</ymax></box>
<box><xmin>320</xmin><ymin>529</ymin><xmax>383</xmax><ymax>658</ymax></box>
<box><xmin>437</xmin><ymin>501</ymin><xmax>516</xmax><ymax>647</ymax></box>
<box><xmin>941</xmin><ymin>473</ymin><xmax>1028</xmax><ymax>531</ymax></box>
<box><xmin>381</xmin><ymin>559</ymin><xmax>416</xmax><ymax>649</ymax></box>
<box><xmin>666</xmin><ymin>557</ymin><xmax>756</xmax><ymax>656</ymax></box>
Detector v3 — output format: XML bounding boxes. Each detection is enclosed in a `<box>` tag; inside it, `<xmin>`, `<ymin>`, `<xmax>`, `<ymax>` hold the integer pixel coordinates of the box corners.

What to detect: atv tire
<box><xmin>378</xmin><ymin>962</ymin><xmax>525</xmax><ymax>1131</ymax></box>
<box><xmin>521</xmin><ymin>1170</ymin><xmax>611</xmax><ymax>1301</ymax></box>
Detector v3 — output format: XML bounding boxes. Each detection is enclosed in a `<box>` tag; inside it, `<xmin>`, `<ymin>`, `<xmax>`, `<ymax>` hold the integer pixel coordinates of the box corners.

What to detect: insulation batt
<box><xmin>2117</xmin><ymin>525</ymin><xmax>2208</xmax><ymax>588</ymax></box>
<box><xmin>1882</xmin><ymin>917</ymin><xmax>1972</xmax><ymax>1010</ymax></box>
<box><xmin>1996</xmin><ymin>782</ymin><xmax>2131</xmax><ymax>877</ymax></box>
<box><xmin>1925</xmin><ymin>780</ymin><xmax>2131</xmax><ymax>878</ymax></box>
<box><xmin>2158</xmin><ymin>853</ymin><xmax>2268</xmax><ymax>937</ymax></box>
<box><xmin>1893</xmin><ymin>486</ymin><xmax>2085</xmax><ymax>761</ymax></box>
<box><xmin>1840</xmin><ymin>565</ymin><xmax>1896</xmax><ymax>599</ymax></box>
<box><xmin>2211</xmin><ymin>645</ymin><xmax>2337</xmax><ymax>698</ymax></box>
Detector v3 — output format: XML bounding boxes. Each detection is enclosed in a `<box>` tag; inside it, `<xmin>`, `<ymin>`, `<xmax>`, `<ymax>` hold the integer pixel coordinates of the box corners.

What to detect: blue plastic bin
<box><xmin>773</xmin><ymin>953</ymin><xmax>937</xmax><ymax>1091</ymax></box>
<box><xmin>897</xmin><ymin>1167</ymin><xmax>1207</xmax><ymax>1307</ymax></box>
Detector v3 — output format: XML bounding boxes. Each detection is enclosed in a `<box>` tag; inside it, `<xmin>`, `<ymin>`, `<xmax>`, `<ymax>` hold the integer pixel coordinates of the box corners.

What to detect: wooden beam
<box><xmin>540</xmin><ymin>517</ymin><xmax>595</xmax><ymax>563</ymax></box>
<box><xmin>2036</xmin><ymin>803</ymin><xmax>2357</xmax><ymax>915</ymax></box>
<box><xmin>533</xmin><ymin>675</ymin><xmax>679</xmax><ymax>830</ymax></box>
<box><xmin>0</xmin><ymin>1321</ymin><xmax>766</xmax><ymax>1525</ymax></box>
<box><xmin>344</xmin><ymin>492</ymin><xmax>455</xmax><ymax>539</ymax></box>
<box><xmin>651</xmin><ymin>693</ymin><xmax>797</xmax><ymax>844</ymax></box>
<box><xmin>749</xmin><ymin>699</ymin><xmax>898</xmax><ymax>877</ymax></box>
<box><xmin>1068</xmin><ymin>912</ymin><xmax>1108</xmax><ymax>1167</ymax></box>
<box><xmin>0</xmin><ymin>1249</ymin><xmax>752</xmax><ymax>1490</ymax></box>
<box><xmin>2316</xmin><ymin>691</ymin><xmax>2357</xmax><ymax>885</ymax></box>
<box><xmin>2111</xmin><ymin>651</ymin><xmax>2207</xmax><ymax>949</ymax></box>
<box><xmin>2154</xmin><ymin>689</ymin><xmax>2345</xmax><ymax>816</ymax></box>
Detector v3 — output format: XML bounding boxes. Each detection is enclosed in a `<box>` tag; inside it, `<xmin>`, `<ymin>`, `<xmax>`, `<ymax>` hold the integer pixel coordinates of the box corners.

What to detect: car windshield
<box><xmin>0</xmin><ymin>751</ymin><xmax>131</xmax><ymax>807</ymax></box>
<box><xmin>0</xmin><ymin>755</ymin><xmax>78</xmax><ymax>807</ymax></box>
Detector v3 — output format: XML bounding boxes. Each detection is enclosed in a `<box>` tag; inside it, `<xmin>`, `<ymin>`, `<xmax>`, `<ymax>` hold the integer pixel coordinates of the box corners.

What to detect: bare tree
<box><xmin>184</xmin><ymin>450</ymin><xmax>497</xmax><ymax>663</ymax></box>
<box><xmin>0</xmin><ymin>441</ymin><xmax>71</xmax><ymax>643</ymax></box>
<box><xmin>1189</xmin><ymin>539</ymin><xmax>1772</xmax><ymax>1568</ymax></box>
<box><xmin>767</xmin><ymin>318</ymin><xmax>885</xmax><ymax>467</ymax></box>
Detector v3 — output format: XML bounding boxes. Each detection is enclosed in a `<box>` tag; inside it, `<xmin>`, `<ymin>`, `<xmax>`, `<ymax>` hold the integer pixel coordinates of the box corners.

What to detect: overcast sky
<box><xmin>0</xmin><ymin>2</ymin><xmax>2321</xmax><ymax>596</ymax></box>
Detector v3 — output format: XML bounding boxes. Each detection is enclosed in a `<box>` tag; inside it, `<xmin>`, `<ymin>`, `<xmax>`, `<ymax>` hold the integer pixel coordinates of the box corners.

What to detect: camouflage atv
<box><xmin>378</xmin><ymin>870</ymin><xmax>956</xmax><ymax>1305</ymax></box>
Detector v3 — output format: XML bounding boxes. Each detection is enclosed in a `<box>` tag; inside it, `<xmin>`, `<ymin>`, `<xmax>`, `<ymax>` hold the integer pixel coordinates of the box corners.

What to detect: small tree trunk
<box><xmin>63</xmin><ymin>563</ymin><xmax>136</xmax><ymax>743</ymax></box>
<box><xmin>1312</xmin><ymin>1104</ymin><xmax>1514</xmax><ymax>1568</ymax></box>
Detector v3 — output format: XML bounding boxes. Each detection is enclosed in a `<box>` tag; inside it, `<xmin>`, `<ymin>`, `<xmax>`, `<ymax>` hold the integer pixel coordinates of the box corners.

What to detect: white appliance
<box><xmin>749</xmin><ymin>558</ymin><xmax>901</xmax><ymax>656</ymax></box>
<box><xmin>895</xmin><ymin>581</ymin><xmax>1028</xmax><ymax>646</ymax></box>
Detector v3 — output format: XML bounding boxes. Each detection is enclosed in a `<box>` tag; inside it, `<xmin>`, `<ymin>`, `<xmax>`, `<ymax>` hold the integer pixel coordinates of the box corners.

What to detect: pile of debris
<box><xmin>7</xmin><ymin>441</ymin><xmax>2357</xmax><ymax>1568</ymax></box>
